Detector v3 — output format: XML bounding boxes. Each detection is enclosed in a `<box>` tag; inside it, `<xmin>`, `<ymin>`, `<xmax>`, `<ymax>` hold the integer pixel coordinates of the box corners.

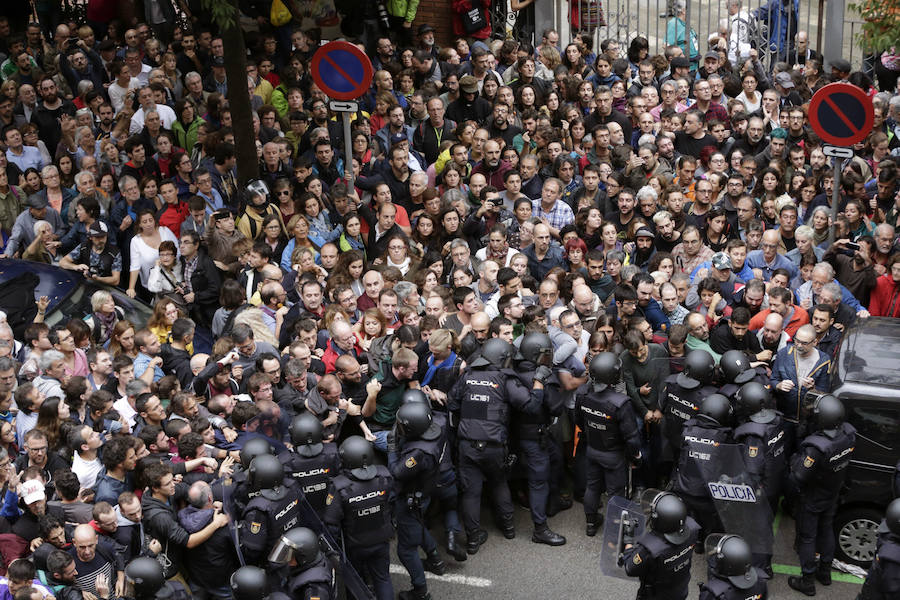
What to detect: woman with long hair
<box><xmin>108</xmin><ymin>320</ymin><xmax>138</xmax><ymax>359</ymax></box>
<box><xmin>261</xmin><ymin>213</ymin><xmax>288</xmax><ymax>263</ymax></box>
<box><xmin>212</xmin><ymin>279</ymin><xmax>247</xmax><ymax>338</ymax></box>
<box><xmin>337</xmin><ymin>212</ymin><xmax>366</xmax><ymax>258</ymax></box>
<box><xmin>147</xmin><ymin>297</ymin><xmax>188</xmax><ymax>348</ymax></box>
<box><xmin>127</xmin><ymin>209</ymin><xmax>178</xmax><ymax>300</ymax></box>
<box><xmin>752</xmin><ymin>167</ymin><xmax>786</xmax><ymax>205</ymax></box>
<box><xmin>436</xmin><ymin>207</ymin><xmax>463</xmax><ymax>254</ymax></box>
<box><xmin>562</xmin><ymin>43</ymin><xmax>592</xmax><ymax>78</ymax></box>
<box><xmin>332</xmin><ymin>249</ymin><xmax>367</xmax><ymax>297</ymax></box>
<box><xmin>378</xmin><ymin>233</ymin><xmax>419</xmax><ymax>276</ymax></box>
<box><xmin>703</xmin><ymin>206</ymin><xmax>731</xmax><ymax>252</ymax></box>
<box><xmin>35</xmin><ymin>395</ymin><xmax>72</xmax><ymax>453</ymax></box>
<box><xmin>412</xmin><ymin>213</ymin><xmax>440</xmax><ymax>256</ymax></box>
<box><xmin>575</xmin><ymin>206</ymin><xmax>604</xmax><ymax>249</ymax></box>
<box><xmin>353</xmin><ymin>308</ymin><xmax>388</xmax><ymax>352</ymax></box>
<box><xmin>301</xmin><ymin>192</ymin><xmax>340</xmax><ymax>244</ymax></box>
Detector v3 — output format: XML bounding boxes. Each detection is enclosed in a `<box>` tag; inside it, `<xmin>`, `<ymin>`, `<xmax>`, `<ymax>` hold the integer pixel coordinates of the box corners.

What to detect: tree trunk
<box><xmin>220</xmin><ymin>0</ymin><xmax>259</xmax><ymax>188</ymax></box>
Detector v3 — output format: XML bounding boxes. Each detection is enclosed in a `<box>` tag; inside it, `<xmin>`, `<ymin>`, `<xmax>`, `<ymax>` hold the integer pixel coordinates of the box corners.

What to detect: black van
<box><xmin>829</xmin><ymin>317</ymin><xmax>900</xmax><ymax>566</ymax></box>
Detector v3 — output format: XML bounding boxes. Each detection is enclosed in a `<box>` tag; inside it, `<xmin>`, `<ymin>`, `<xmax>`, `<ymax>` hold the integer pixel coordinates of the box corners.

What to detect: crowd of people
<box><xmin>0</xmin><ymin>1</ymin><xmax>899</xmax><ymax>599</ymax></box>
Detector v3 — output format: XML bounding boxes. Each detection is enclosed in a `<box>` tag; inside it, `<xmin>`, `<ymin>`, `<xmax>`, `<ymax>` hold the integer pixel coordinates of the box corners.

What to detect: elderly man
<box><xmin>129</xmin><ymin>85</ymin><xmax>176</xmax><ymax>135</ymax></box>
<box><xmin>795</xmin><ymin>262</ymin><xmax>867</xmax><ymax>318</ymax></box>
<box><xmin>531</xmin><ymin>178</ymin><xmax>574</xmax><ymax>239</ymax></box>
<box><xmin>771</xmin><ymin>324</ymin><xmax>830</xmax><ymax>425</ymax></box>
<box><xmin>786</xmin><ymin>225</ymin><xmax>825</xmax><ymax>267</ymax></box>
<box><xmin>69</xmin><ymin>523</ymin><xmax>124</xmax><ymax>597</ymax></box>
<box><xmin>823</xmin><ymin>238</ymin><xmax>878</xmax><ymax>308</ymax></box>
<box><xmin>746</xmin><ymin>229</ymin><xmax>799</xmax><ymax>281</ymax></box>
<box><xmin>1</xmin><ymin>193</ymin><xmax>66</xmax><ymax>258</ymax></box>
<box><xmin>684</xmin><ymin>311</ymin><xmax>721</xmax><ymax>361</ymax></box>
<box><xmin>672</xmin><ymin>226</ymin><xmax>714</xmax><ymax>275</ymax></box>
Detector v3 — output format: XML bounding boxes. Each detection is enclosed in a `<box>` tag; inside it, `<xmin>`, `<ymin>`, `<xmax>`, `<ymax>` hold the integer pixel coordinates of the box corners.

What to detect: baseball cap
<box><xmin>417</xmin><ymin>24</ymin><xmax>435</xmax><ymax>35</ymax></box>
<box><xmin>389</xmin><ymin>133</ymin><xmax>407</xmax><ymax>147</ymax></box>
<box><xmin>22</xmin><ymin>479</ymin><xmax>45</xmax><ymax>505</ymax></box>
<box><xmin>89</xmin><ymin>221</ymin><xmax>109</xmax><ymax>237</ymax></box>
<box><xmin>774</xmin><ymin>71</ymin><xmax>794</xmax><ymax>88</ymax></box>
<box><xmin>459</xmin><ymin>75</ymin><xmax>479</xmax><ymax>94</ymax></box>
<box><xmin>711</xmin><ymin>252</ymin><xmax>732</xmax><ymax>270</ymax></box>
<box><xmin>27</xmin><ymin>194</ymin><xmax>48</xmax><ymax>209</ymax></box>
<box><xmin>635</xmin><ymin>227</ymin><xmax>655</xmax><ymax>239</ymax></box>
<box><xmin>211</xmin><ymin>56</ymin><xmax>225</xmax><ymax>67</ymax></box>
<box><xmin>704</xmin><ymin>50</ymin><xmax>719</xmax><ymax>60</ymax></box>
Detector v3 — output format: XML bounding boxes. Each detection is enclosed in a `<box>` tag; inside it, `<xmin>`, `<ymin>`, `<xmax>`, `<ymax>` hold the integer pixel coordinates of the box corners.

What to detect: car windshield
<box><xmin>45</xmin><ymin>280</ymin><xmax>153</xmax><ymax>330</ymax></box>
<box><xmin>841</xmin><ymin>327</ymin><xmax>900</xmax><ymax>387</ymax></box>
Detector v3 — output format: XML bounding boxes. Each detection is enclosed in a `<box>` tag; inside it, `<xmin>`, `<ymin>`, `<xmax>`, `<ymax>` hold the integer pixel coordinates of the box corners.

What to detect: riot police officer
<box><xmin>699</xmin><ymin>535</ymin><xmax>769</xmax><ymax>600</ymax></box>
<box><xmin>672</xmin><ymin>394</ymin><xmax>734</xmax><ymax>541</ymax></box>
<box><xmin>391</xmin><ymin>401</ymin><xmax>446</xmax><ymax>600</ymax></box>
<box><xmin>323</xmin><ymin>436</ymin><xmax>395</xmax><ymax>600</ymax></box>
<box><xmin>858</xmin><ymin>498</ymin><xmax>900</xmax><ymax>600</ymax></box>
<box><xmin>788</xmin><ymin>394</ymin><xmax>856</xmax><ymax>596</ymax></box>
<box><xmin>124</xmin><ymin>557</ymin><xmax>189</xmax><ymax>600</ymax></box>
<box><xmin>280</xmin><ymin>413</ymin><xmax>341</xmax><ymax>518</ymax></box>
<box><xmin>229</xmin><ymin>437</ymin><xmax>274</xmax><ymax>515</ymax></box>
<box><xmin>447</xmin><ymin>338</ymin><xmax>545</xmax><ymax>554</ymax></box>
<box><xmin>661</xmin><ymin>350</ymin><xmax>718</xmax><ymax>464</ymax></box>
<box><xmin>268</xmin><ymin>527</ymin><xmax>335</xmax><ymax>600</ymax></box>
<box><xmin>575</xmin><ymin>352</ymin><xmax>642</xmax><ymax>536</ymax></box>
<box><xmin>732</xmin><ymin>381</ymin><xmax>785</xmax><ymax>575</ymax></box>
<box><xmin>623</xmin><ymin>491</ymin><xmax>700</xmax><ymax>600</ymax></box>
<box><xmin>239</xmin><ymin>453</ymin><xmax>303</xmax><ymax>565</ymax></box>
<box><xmin>230</xmin><ymin>566</ymin><xmax>290</xmax><ymax>600</ymax></box>
<box><xmin>717</xmin><ymin>350</ymin><xmax>758</xmax><ymax>399</ymax></box>
<box><xmin>512</xmin><ymin>332</ymin><xmax>567</xmax><ymax>546</ymax></box>
<box><xmin>402</xmin><ymin>389</ymin><xmax>468</xmax><ymax>562</ymax></box>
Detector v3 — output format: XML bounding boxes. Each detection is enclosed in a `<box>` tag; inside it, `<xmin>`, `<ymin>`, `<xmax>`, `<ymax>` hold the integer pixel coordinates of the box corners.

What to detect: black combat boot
<box><xmin>815</xmin><ymin>562</ymin><xmax>832</xmax><ymax>586</ymax></box>
<box><xmin>446</xmin><ymin>531</ymin><xmax>468</xmax><ymax>561</ymax></box>
<box><xmin>585</xmin><ymin>513</ymin><xmax>603</xmax><ymax>537</ymax></box>
<box><xmin>466</xmin><ymin>529</ymin><xmax>488</xmax><ymax>554</ymax></box>
<box><xmin>788</xmin><ymin>574</ymin><xmax>816</xmax><ymax>596</ymax></box>
<box><xmin>500</xmin><ymin>516</ymin><xmax>516</xmax><ymax>539</ymax></box>
<box><xmin>532</xmin><ymin>523</ymin><xmax>566</xmax><ymax>546</ymax></box>
<box><xmin>398</xmin><ymin>586</ymin><xmax>432</xmax><ymax>600</ymax></box>
<box><xmin>423</xmin><ymin>550</ymin><xmax>445</xmax><ymax>576</ymax></box>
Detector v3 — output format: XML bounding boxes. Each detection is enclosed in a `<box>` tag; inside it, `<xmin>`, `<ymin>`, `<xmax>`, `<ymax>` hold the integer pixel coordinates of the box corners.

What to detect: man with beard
<box><xmin>414</xmin><ymin>97</ymin><xmax>456</xmax><ymax>166</ymax></box>
<box><xmin>871</xmin><ymin>223</ymin><xmax>897</xmax><ymax>274</ymax></box>
<box><xmin>486</xmin><ymin>103</ymin><xmax>521</xmax><ymax>148</ymax></box>
<box><xmin>32</xmin><ymin>79</ymin><xmax>76</xmax><ymax>153</ymax></box>
<box><xmin>675</xmin><ymin>109</ymin><xmax>717</xmax><ymax>158</ymax></box>
<box><xmin>709</xmin><ymin>306</ymin><xmax>767</xmax><ymax>358</ymax></box>
<box><xmin>731</xmin><ymin>116</ymin><xmax>767</xmax><ymax>157</ymax></box>
<box><xmin>446</xmin><ymin>75</ymin><xmax>491</xmax><ymax>124</ymax></box>
<box><xmin>472</xmin><ymin>140</ymin><xmax>512</xmax><ymax>189</ymax></box>
<box><xmin>634</xmin><ymin>272</ymin><xmax>670</xmax><ymax>332</ymax></box>
<box><xmin>823</xmin><ymin>237</ymin><xmax>877</xmax><ymax>307</ymax></box>
<box><xmin>629</xmin><ymin>227</ymin><xmax>657</xmax><ymax>271</ymax></box>
<box><xmin>685</xmin><ymin>311</ymin><xmax>721</xmax><ymax>361</ymax></box>
<box><xmin>585</xmin><ymin>85</ymin><xmax>632</xmax><ymax>141</ymax></box>
<box><xmin>809</xmin><ymin>304</ymin><xmax>842</xmax><ymax>358</ymax></box>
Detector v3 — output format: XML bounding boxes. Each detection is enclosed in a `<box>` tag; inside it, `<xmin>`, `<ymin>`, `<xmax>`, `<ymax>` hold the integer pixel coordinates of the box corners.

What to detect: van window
<box><xmin>847</xmin><ymin>405</ymin><xmax>900</xmax><ymax>451</ymax></box>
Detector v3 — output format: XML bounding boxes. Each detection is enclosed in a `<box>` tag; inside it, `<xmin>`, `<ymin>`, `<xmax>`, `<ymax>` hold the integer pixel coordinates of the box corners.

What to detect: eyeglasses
<box><xmin>26</xmin><ymin>445</ymin><xmax>48</xmax><ymax>453</ymax></box>
<box><xmin>793</xmin><ymin>338</ymin><xmax>815</xmax><ymax>346</ymax></box>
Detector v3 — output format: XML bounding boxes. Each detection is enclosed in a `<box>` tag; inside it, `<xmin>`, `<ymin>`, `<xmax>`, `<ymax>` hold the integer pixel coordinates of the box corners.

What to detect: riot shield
<box><xmin>600</xmin><ymin>495</ymin><xmax>647</xmax><ymax>580</ymax></box>
<box><xmin>700</xmin><ymin>443</ymin><xmax>774</xmax><ymax>555</ymax></box>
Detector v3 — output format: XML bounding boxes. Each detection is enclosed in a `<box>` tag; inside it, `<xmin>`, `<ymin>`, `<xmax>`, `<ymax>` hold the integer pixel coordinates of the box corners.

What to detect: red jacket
<box><xmin>452</xmin><ymin>0</ymin><xmax>491</xmax><ymax>39</ymax></box>
<box><xmin>869</xmin><ymin>274</ymin><xmax>900</xmax><ymax>317</ymax></box>
<box><xmin>157</xmin><ymin>201</ymin><xmax>189</xmax><ymax>239</ymax></box>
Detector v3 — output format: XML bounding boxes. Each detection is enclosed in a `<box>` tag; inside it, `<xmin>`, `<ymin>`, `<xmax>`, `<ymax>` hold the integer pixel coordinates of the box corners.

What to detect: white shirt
<box><xmin>108</xmin><ymin>77</ymin><xmax>141</xmax><ymax>113</ymax></box>
<box><xmin>129</xmin><ymin>103</ymin><xmax>177</xmax><ymax>135</ymax></box>
<box><xmin>129</xmin><ymin>227</ymin><xmax>179</xmax><ymax>286</ymax></box>
<box><xmin>113</xmin><ymin>396</ymin><xmax>137</xmax><ymax>429</ymax></box>
<box><xmin>72</xmin><ymin>452</ymin><xmax>103</xmax><ymax>489</ymax></box>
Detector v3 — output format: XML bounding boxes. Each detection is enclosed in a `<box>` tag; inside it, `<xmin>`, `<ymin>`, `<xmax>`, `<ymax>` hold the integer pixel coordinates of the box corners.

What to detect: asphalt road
<box><xmin>385</xmin><ymin>498</ymin><xmax>865</xmax><ymax>599</ymax></box>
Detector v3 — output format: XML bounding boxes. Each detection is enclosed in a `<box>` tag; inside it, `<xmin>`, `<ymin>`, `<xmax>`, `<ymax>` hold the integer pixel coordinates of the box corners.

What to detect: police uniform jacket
<box><xmin>574</xmin><ymin>386</ymin><xmax>642</xmax><ymax>467</ymax></box>
<box><xmin>674</xmin><ymin>418</ymin><xmax>734</xmax><ymax>498</ymax></box>
<box><xmin>790</xmin><ymin>422</ymin><xmax>856</xmax><ymax>511</ymax></box>
<box><xmin>323</xmin><ymin>465</ymin><xmax>394</xmax><ymax>547</ymax></box>
<box><xmin>734</xmin><ymin>414</ymin><xmax>787</xmax><ymax>499</ymax></box>
<box><xmin>279</xmin><ymin>444</ymin><xmax>341</xmax><ymax>515</ymax></box>
<box><xmin>623</xmin><ymin>517</ymin><xmax>701</xmax><ymax>600</ymax></box>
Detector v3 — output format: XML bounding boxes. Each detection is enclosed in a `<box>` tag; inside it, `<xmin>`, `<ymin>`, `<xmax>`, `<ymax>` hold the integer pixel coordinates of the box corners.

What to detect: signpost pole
<box><xmin>830</xmin><ymin>158</ymin><xmax>841</xmax><ymax>246</ymax></box>
<box><xmin>342</xmin><ymin>110</ymin><xmax>353</xmax><ymax>188</ymax></box>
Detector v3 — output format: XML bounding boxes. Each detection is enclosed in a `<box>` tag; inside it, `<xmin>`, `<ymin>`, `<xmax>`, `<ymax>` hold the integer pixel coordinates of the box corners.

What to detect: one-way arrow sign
<box><xmin>329</xmin><ymin>100</ymin><xmax>358</xmax><ymax>112</ymax></box>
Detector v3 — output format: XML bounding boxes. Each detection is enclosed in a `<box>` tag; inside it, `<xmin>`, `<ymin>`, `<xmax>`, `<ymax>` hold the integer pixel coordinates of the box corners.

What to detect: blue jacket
<box><xmin>754</xmin><ymin>0</ymin><xmax>799</xmax><ymax>56</ymax></box>
<box><xmin>641</xmin><ymin>298</ymin><xmax>672</xmax><ymax>333</ymax></box>
<box><xmin>770</xmin><ymin>345</ymin><xmax>831</xmax><ymax>422</ymax></box>
<box><xmin>745</xmin><ymin>249</ymin><xmax>799</xmax><ymax>280</ymax></box>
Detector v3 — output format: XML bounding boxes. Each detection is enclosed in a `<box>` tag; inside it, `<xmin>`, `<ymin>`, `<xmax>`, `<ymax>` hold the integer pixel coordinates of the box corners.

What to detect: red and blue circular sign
<box><xmin>310</xmin><ymin>41</ymin><xmax>373</xmax><ymax>102</ymax></box>
<box><xmin>808</xmin><ymin>82</ymin><xmax>874</xmax><ymax>147</ymax></box>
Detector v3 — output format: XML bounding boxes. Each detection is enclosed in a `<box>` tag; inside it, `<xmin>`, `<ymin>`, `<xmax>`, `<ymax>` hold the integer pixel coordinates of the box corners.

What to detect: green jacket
<box><xmin>386</xmin><ymin>0</ymin><xmax>419</xmax><ymax>21</ymax></box>
<box><xmin>172</xmin><ymin>117</ymin><xmax>205</xmax><ymax>154</ymax></box>
<box><xmin>272</xmin><ymin>84</ymin><xmax>290</xmax><ymax>118</ymax></box>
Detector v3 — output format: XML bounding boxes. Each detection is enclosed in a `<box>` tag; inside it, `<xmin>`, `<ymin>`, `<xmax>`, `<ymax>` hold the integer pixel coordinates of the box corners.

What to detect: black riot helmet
<box><xmin>648</xmin><ymin>491</ymin><xmax>688</xmax><ymax>543</ymax></box>
<box><xmin>230</xmin><ymin>566</ymin><xmax>267</xmax><ymax>600</ymax></box>
<box><xmin>589</xmin><ymin>352</ymin><xmax>620</xmax><ymax>392</ymax></box>
<box><xmin>402</xmin><ymin>389</ymin><xmax>429</xmax><ymax>405</ymax></box>
<box><xmin>125</xmin><ymin>557</ymin><xmax>165</xmax><ymax>600</ymax></box>
<box><xmin>884</xmin><ymin>498</ymin><xmax>900</xmax><ymax>537</ymax></box>
<box><xmin>708</xmin><ymin>534</ymin><xmax>758</xmax><ymax>589</ymax></box>
<box><xmin>518</xmin><ymin>332</ymin><xmax>553</xmax><ymax>365</ymax></box>
<box><xmin>719</xmin><ymin>350</ymin><xmax>755</xmax><ymax>385</ymax></box>
<box><xmin>812</xmin><ymin>394</ymin><xmax>845</xmax><ymax>432</ymax></box>
<box><xmin>698</xmin><ymin>393</ymin><xmax>733</xmax><ymax>427</ymax></box>
<box><xmin>396</xmin><ymin>401</ymin><xmax>440</xmax><ymax>440</ymax></box>
<box><xmin>339</xmin><ymin>436</ymin><xmax>377</xmax><ymax>480</ymax></box>
<box><xmin>239</xmin><ymin>437</ymin><xmax>272</xmax><ymax>468</ymax></box>
<box><xmin>469</xmin><ymin>338</ymin><xmax>514</xmax><ymax>369</ymax></box>
<box><xmin>734</xmin><ymin>381</ymin><xmax>775</xmax><ymax>424</ymax></box>
<box><xmin>248</xmin><ymin>454</ymin><xmax>286</xmax><ymax>500</ymax></box>
<box><xmin>289</xmin><ymin>413</ymin><xmax>325</xmax><ymax>457</ymax></box>
<box><xmin>268</xmin><ymin>527</ymin><xmax>322</xmax><ymax>569</ymax></box>
<box><xmin>676</xmin><ymin>349</ymin><xmax>716</xmax><ymax>390</ymax></box>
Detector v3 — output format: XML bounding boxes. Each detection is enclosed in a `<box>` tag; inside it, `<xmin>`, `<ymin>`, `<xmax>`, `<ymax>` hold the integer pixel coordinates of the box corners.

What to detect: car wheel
<box><xmin>835</xmin><ymin>507</ymin><xmax>882</xmax><ymax>566</ymax></box>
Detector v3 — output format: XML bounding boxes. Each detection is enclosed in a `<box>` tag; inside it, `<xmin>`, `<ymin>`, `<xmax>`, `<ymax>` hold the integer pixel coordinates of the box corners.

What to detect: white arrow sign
<box><xmin>329</xmin><ymin>100</ymin><xmax>358</xmax><ymax>112</ymax></box>
<box><xmin>822</xmin><ymin>144</ymin><xmax>854</xmax><ymax>159</ymax></box>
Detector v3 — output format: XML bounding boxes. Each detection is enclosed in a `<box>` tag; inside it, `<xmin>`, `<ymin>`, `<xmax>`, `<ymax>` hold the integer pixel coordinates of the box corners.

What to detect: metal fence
<box><xmin>496</xmin><ymin>0</ymin><xmax>867</xmax><ymax>72</ymax></box>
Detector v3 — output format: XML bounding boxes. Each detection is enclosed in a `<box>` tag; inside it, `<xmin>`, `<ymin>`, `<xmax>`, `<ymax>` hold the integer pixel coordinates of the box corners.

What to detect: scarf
<box><xmin>421</xmin><ymin>351</ymin><xmax>457</xmax><ymax>388</ymax></box>
<box><xmin>94</xmin><ymin>311</ymin><xmax>118</xmax><ymax>345</ymax></box>
<box><xmin>387</xmin><ymin>255</ymin><xmax>411</xmax><ymax>275</ymax></box>
<box><xmin>487</xmin><ymin>243</ymin><xmax>509</xmax><ymax>263</ymax></box>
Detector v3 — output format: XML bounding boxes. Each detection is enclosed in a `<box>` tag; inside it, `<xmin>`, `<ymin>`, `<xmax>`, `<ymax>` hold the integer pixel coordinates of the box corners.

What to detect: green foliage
<box><xmin>200</xmin><ymin>0</ymin><xmax>239</xmax><ymax>30</ymax></box>
<box><xmin>851</xmin><ymin>0</ymin><xmax>900</xmax><ymax>52</ymax></box>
